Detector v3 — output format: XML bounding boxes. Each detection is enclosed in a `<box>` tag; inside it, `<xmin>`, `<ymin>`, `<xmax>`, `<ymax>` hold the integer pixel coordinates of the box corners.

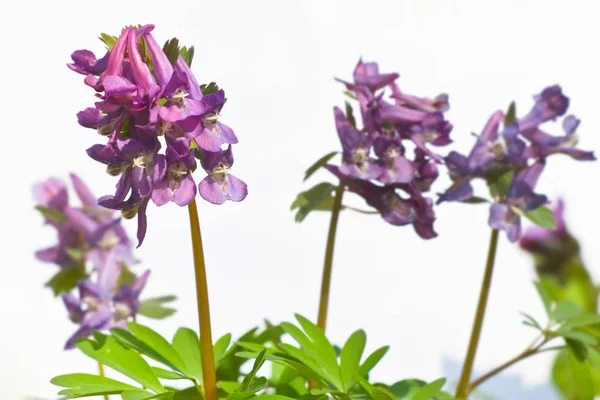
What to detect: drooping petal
<box><xmin>174</xmin><ymin>174</ymin><xmax>197</xmax><ymax>206</ymax></box>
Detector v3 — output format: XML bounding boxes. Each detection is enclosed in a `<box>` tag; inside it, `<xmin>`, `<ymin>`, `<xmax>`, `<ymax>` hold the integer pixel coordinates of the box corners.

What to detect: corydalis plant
<box><xmin>33</xmin><ymin>174</ymin><xmax>173</xmax><ymax>349</ymax></box>
<box><xmin>447</xmin><ymin>87</ymin><xmax>596</xmax><ymax>398</ymax></box>
<box><xmin>69</xmin><ymin>24</ymin><xmax>247</xmax><ymax>246</ymax></box>
<box><xmin>293</xmin><ymin>60</ymin><xmax>452</xmax><ymax>332</ymax></box>
<box><xmin>439</xmin><ymin>86</ymin><xmax>595</xmax><ymax>242</ymax></box>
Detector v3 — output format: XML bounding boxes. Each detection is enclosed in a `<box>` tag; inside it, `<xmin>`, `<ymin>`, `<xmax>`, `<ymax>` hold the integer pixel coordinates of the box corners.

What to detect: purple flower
<box><xmin>488</xmin><ymin>162</ymin><xmax>548</xmax><ymax>242</ymax></box>
<box><xmin>34</xmin><ymin>174</ymin><xmax>134</xmax><ymax>269</ymax></box>
<box><xmin>438</xmin><ymin>85</ymin><xmax>594</xmax><ymax>242</ymax></box>
<box><xmin>70</xmin><ymin>24</ymin><xmax>246</xmax><ymax>246</ymax></box>
<box><xmin>62</xmin><ymin>250</ymin><xmax>150</xmax><ymax>349</ymax></box>
<box><xmin>519</xmin><ymin>199</ymin><xmax>569</xmax><ymax>254</ymax></box>
<box><xmin>321</xmin><ymin>60</ymin><xmax>450</xmax><ymax>238</ymax></box>
<box><xmin>198</xmin><ymin>146</ymin><xmax>248</xmax><ymax>205</ymax></box>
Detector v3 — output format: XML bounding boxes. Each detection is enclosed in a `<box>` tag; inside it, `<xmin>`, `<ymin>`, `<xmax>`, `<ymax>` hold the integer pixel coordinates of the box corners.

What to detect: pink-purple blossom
<box><xmin>69</xmin><ymin>24</ymin><xmax>247</xmax><ymax>246</ymax></box>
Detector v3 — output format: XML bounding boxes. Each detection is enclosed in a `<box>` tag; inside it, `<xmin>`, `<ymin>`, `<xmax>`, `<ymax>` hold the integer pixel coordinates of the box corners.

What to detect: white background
<box><xmin>1</xmin><ymin>1</ymin><xmax>599</xmax><ymax>398</ymax></box>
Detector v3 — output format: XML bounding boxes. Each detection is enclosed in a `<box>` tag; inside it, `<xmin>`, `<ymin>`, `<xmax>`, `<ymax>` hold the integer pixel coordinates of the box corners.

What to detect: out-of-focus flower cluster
<box><xmin>69</xmin><ymin>24</ymin><xmax>247</xmax><ymax>246</ymax></box>
<box><xmin>326</xmin><ymin>60</ymin><xmax>453</xmax><ymax>238</ymax></box>
<box><xmin>438</xmin><ymin>86</ymin><xmax>595</xmax><ymax>242</ymax></box>
<box><xmin>34</xmin><ymin>175</ymin><xmax>148</xmax><ymax>349</ymax></box>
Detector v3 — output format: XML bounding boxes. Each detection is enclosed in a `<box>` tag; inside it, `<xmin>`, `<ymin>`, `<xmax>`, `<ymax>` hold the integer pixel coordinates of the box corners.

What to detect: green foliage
<box><xmin>524</xmin><ymin>277</ymin><xmax>600</xmax><ymax>398</ymax></box>
<box><xmin>290</xmin><ymin>182</ymin><xmax>337</xmax><ymax>222</ymax></box>
<box><xmin>303</xmin><ymin>152</ymin><xmax>338</xmax><ymax>182</ymax></box>
<box><xmin>35</xmin><ymin>205</ymin><xmax>67</xmax><ymax>223</ymax></box>
<box><xmin>200</xmin><ymin>82</ymin><xmax>220</xmax><ymax>95</ymax></box>
<box><xmin>523</xmin><ymin>206</ymin><xmax>556</xmax><ymax>229</ymax></box>
<box><xmin>139</xmin><ymin>296</ymin><xmax>178</xmax><ymax>320</ymax></box>
<box><xmin>503</xmin><ymin>102</ymin><xmax>517</xmax><ymax>126</ymax></box>
<box><xmin>99</xmin><ymin>33</ymin><xmax>118</xmax><ymax>50</ymax></box>
<box><xmin>180</xmin><ymin>46</ymin><xmax>195</xmax><ymax>67</ymax></box>
<box><xmin>163</xmin><ymin>38</ymin><xmax>180</xmax><ymax>66</ymax></box>
<box><xmin>486</xmin><ymin>168</ymin><xmax>513</xmax><ymax>199</ymax></box>
<box><xmin>45</xmin><ymin>265</ymin><xmax>87</xmax><ymax>296</ymax></box>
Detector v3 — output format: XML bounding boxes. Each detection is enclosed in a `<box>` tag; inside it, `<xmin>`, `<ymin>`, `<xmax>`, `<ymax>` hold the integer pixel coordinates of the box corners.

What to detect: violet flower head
<box><xmin>438</xmin><ymin>85</ymin><xmax>595</xmax><ymax>242</ymax></box>
<box><xmin>69</xmin><ymin>24</ymin><xmax>247</xmax><ymax>246</ymax></box>
<box><xmin>34</xmin><ymin>174</ymin><xmax>155</xmax><ymax>349</ymax></box>
<box><xmin>34</xmin><ymin>174</ymin><xmax>133</xmax><ymax>271</ymax></box>
<box><xmin>315</xmin><ymin>60</ymin><xmax>451</xmax><ymax>238</ymax></box>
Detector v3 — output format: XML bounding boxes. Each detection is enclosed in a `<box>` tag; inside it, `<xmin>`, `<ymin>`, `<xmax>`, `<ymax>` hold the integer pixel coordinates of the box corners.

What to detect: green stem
<box><xmin>97</xmin><ymin>362</ymin><xmax>109</xmax><ymax>400</ymax></box>
<box><xmin>466</xmin><ymin>341</ymin><xmax>562</xmax><ymax>394</ymax></box>
<box><xmin>316</xmin><ymin>183</ymin><xmax>345</xmax><ymax>332</ymax></box>
<box><xmin>187</xmin><ymin>199</ymin><xmax>217</xmax><ymax>400</ymax></box>
<box><xmin>455</xmin><ymin>229</ymin><xmax>500</xmax><ymax>398</ymax></box>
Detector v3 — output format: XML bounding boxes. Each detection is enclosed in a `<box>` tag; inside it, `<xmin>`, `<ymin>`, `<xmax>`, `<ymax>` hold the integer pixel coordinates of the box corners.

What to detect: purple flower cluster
<box><xmin>34</xmin><ymin>175</ymin><xmax>148</xmax><ymax>349</ymax></box>
<box><xmin>69</xmin><ymin>24</ymin><xmax>247</xmax><ymax>246</ymax></box>
<box><xmin>326</xmin><ymin>60</ymin><xmax>453</xmax><ymax>238</ymax></box>
<box><xmin>439</xmin><ymin>86</ymin><xmax>595</xmax><ymax>242</ymax></box>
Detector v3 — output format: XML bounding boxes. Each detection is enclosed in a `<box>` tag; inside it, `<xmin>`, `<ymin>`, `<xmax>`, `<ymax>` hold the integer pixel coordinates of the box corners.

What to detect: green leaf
<box><xmin>45</xmin><ymin>265</ymin><xmax>87</xmax><ymax>296</ymax></box>
<box><xmin>99</xmin><ymin>33</ymin><xmax>119</xmax><ymax>50</ymax></box>
<box><xmin>51</xmin><ymin>373</ymin><xmax>139</xmax><ymax>398</ymax></box>
<box><xmin>214</xmin><ymin>333</ymin><xmax>232</xmax><ymax>363</ymax></box>
<box><xmin>358</xmin><ymin>346</ymin><xmax>389</xmax><ymax>378</ymax></box>
<box><xmin>240</xmin><ymin>349</ymin><xmax>267</xmax><ymax>392</ymax></box>
<box><xmin>562</xmin><ymin>314</ymin><xmax>600</xmax><ymax>328</ymax></box>
<box><xmin>152</xmin><ymin>367</ymin><xmax>188</xmax><ymax>380</ymax></box>
<box><xmin>343</xmin><ymin>90</ymin><xmax>357</xmax><ymax>100</ymax></box>
<box><xmin>459</xmin><ymin>196</ymin><xmax>489</xmax><ymax>204</ymax></box>
<box><xmin>534</xmin><ymin>280</ymin><xmax>553</xmax><ymax>316</ymax></box>
<box><xmin>345</xmin><ymin>102</ymin><xmax>357</xmax><ymax>128</ymax></box>
<box><xmin>66</xmin><ymin>248</ymin><xmax>86</xmax><ymax>262</ymax></box>
<box><xmin>76</xmin><ymin>334</ymin><xmax>165</xmax><ymax>393</ymax></box>
<box><xmin>552</xmin><ymin>300</ymin><xmax>584</xmax><ymax>322</ymax></box>
<box><xmin>110</xmin><ymin>327</ymin><xmax>187</xmax><ymax>377</ymax></box>
<box><xmin>121</xmin><ymin>390</ymin><xmax>171</xmax><ymax>400</ymax></box>
<box><xmin>519</xmin><ymin>312</ymin><xmax>543</xmax><ymax>331</ymax></box>
<box><xmin>172</xmin><ymin>328</ymin><xmax>203</xmax><ymax>384</ymax></box>
<box><xmin>566</xmin><ymin>339</ymin><xmax>588</xmax><ymax>362</ymax></box>
<box><xmin>128</xmin><ymin>323</ymin><xmax>188</xmax><ymax>374</ymax></box>
<box><xmin>290</xmin><ymin>182</ymin><xmax>337</xmax><ymax>222</ymax></box>
<box><xmin>293</xmin><ymin>315</ymin><xmax>340</xmax><ymax>382</ymax></box>
<box><xmin>566</xmin><ymin>350</ymin><xmax>594</xmax><ymax>399</ymax></box>
<box><xmin>487</xmin><ymin>170</ymin><xmax>514</xmax><ymax>199</ymax></box>
<box><xmin>340</xmin><ymin>330</ymin><xmax>366</xmax><ymax>390</ymax></box>
<box><xmin>138</xmin><ymin>296</ymin><xmax>177</xmax><ymax>320</ymax></box>
<box><xmin>179</xmin><ymin>46</ymin><xmax>195</xmax><ymax>67</ymax></box>
<box><xmin>389</xmin><ymin>379</ymin><xmax>426</xmax><ymax>399</ymax></box>
<box><xmin>554</xmin><ymin>328</ymin><xmax>598</xmax><ymax>346</ymax></box>
<box><xmin>172</xmin><ymin>387</ymin><xmax>202</xmax><ymax>400</ymax></box>
<box><xmin>200</xmin><ymin>82</ymin><xmax>220</xmax><ymax>95</ymax></box>
<box><xmin>35</xmin><ymin>205</ymin><xmax>67</xmax><ymax>223</ymax></box>
<box><xmin>303</xmin><ymin>152</ymin><xmax>338</xmax><ymax>181</ymax></box>
<box><xmin>523</xmin><ymin>206</ymin><xmax>556</xmax><ymax>229</ymax></box>
<box><xmin>504</xmin><ymin>101</ymin><xmax>517</xmax><ymax>125</ymax></box>
<box><xmin>162</xmin><ymin>38</ymin><xmax>180</xmax><ymax>67</ymax></box>
<box><xmin>412</xmin><ymin>378</ymin><xmax>446</xmax><ymax>400</ymax></box>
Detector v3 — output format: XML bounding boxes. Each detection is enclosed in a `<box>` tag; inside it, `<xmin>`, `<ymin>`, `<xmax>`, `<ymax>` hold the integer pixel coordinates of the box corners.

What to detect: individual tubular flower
<box><xmin>34</xmin><ymin>175</ymin><xmax>153</xmax><ymax>349</ymax></box>
<box><xmin>69</xmin><ymin>24</ymin><xmax>247</xmax><ymax>246</ymax></box>
<box><xmin>438</xmin><ymin>85</ymin><xmax>595</xmax><ymax>242</ymax></box>
<box><xmin>317</xmin><ymin>59</ymin><xmax>451</xmax><ymax>238</ymax></box>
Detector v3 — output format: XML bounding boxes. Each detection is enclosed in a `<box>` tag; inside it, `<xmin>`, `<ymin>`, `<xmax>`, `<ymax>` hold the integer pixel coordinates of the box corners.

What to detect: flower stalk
<box><xmin>98</xmin><ymin>362</ymin><xmax>109</xmax><ymax>400</ymax></box>
<box><xmin>187</xmin><ymin>199</ymin><xmax>217</xmax><ymax>400</ymax></box>
<box><xmin>316</xmin><ymin>183</ymin><xmax>345</xmax><ymax>332</ymax></box>
<box><xmin>455</xmin><ymin>229</ymin><xmax>500</xmax><ymax>398</ymax></box>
